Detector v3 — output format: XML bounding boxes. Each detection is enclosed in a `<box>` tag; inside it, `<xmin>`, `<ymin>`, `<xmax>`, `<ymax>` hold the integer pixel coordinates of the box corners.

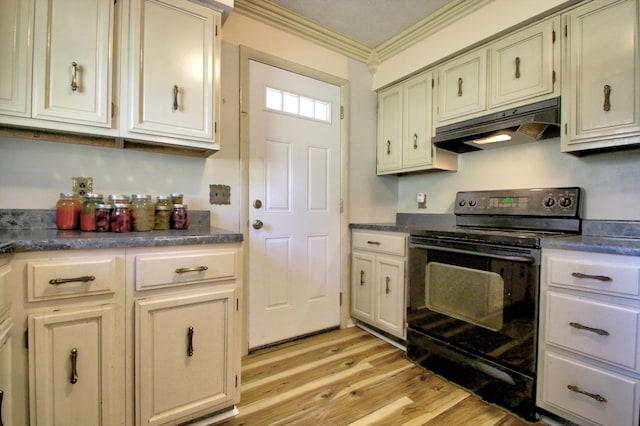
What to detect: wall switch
<box><xmin>417</xmin><ymin>192</ymin><xmax>427</xmax><ymax>209</ymax></box>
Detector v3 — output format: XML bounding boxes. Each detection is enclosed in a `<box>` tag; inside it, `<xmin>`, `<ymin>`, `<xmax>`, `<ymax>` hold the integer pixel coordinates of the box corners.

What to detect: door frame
<box><xmin>239</xmin><ymin>46</ymin><xmax>351</xmax><ymax>355</ymax></box>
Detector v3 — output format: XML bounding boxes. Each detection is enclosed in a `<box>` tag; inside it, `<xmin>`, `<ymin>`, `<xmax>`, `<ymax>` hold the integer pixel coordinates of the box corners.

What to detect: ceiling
<box><xmin>268</xmin><ymin>0</ymin><xmax>451</xmax><ymax>48</ymax></box>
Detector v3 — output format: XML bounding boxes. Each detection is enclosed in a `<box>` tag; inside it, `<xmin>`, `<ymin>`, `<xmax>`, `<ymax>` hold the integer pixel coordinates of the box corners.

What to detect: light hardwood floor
<box><xmin>219</xmin><ymin>327</ymin><xmax>539</xmax><ymax>425</ymax></box>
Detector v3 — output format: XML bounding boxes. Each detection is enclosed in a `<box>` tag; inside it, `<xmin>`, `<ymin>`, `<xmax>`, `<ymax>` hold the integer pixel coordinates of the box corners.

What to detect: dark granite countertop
<box><xmin>540</xmin><ymin>235</ymin><xmax>640</xmax><ymax>256</ymax></box>
<box><xmin>0</xmin><ymin>209</ymin><xmax>242</xmax><ymax>253</ymax></box>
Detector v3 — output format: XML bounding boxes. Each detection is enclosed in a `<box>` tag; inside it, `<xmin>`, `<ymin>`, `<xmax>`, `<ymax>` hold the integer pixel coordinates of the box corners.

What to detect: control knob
<box><xmin>458</xmin><ymin>200</ymin><xmax>466</xmax><ymax>207</ymax></box>
<box><xmin>469</xmin><ymin>200</ymin><xmax>477</xmax><ymax>207</ymax></box>
<box><xmin>559</xmin><ymin>197</ymin><xmax>573</xmax><ymax>208</ymax></box>
<box><xmin>543</xmin><ymin>197</ymin><xmax>555</xmax><ymax>208</ymax></box>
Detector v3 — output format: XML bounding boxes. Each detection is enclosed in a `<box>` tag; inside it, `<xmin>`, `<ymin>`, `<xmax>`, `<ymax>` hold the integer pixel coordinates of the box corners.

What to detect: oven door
<box><xmin>407</xmin><ymin>236</ymin><xmax>540</xmax><ymax>376</ymax></box>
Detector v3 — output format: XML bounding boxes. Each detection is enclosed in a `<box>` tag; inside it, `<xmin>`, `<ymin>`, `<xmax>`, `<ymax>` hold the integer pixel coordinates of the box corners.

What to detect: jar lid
<box><xmin>173</xmin><ymin>204</ymin><xmax>188</xmax><ymax>209</ymax></box>
<box><xmin>113</xmin><ymin>203</ymin><xmax>130</xmax><ymax>209</ymax></box>
<box><xmin>156</xmin><ymin>195</ymin><xmax>171</xmax><ymax>201</ymax></box>
<box><xmin>155</xmin><ymin>205</ymin><xmax>172</xmax><ymax>211</ymax></box>
<box><xmin>84</xmin><ymin>193</ymin><xmax>104</xmax><ymax>200</ymax></box>
<box><xmin>59</xmin><ymin>192</ymin><xmax>74</xmax><ymax>198</ymax></box>
<box><xmin>132</xmin><ymin>194</ymin><xmax>151</xmax><ymax>200</ymax></box>
<box><xmin>170</xmin><ymin>193</ymin><xmax>183</xmax><ymax>197</ymax></box>
<box><xmin>95</xmin><ymin>204</ymin><xmax>112</xmax><ymax>209</ymax></box>
<box><xmin>108</xmin><ymin>194</ymin><xmax>129</xmax><ymax>201</ymax></box>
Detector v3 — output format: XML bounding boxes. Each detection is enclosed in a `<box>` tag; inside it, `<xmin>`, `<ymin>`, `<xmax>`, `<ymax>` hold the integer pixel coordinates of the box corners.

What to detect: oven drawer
<box><xmin>539</xmin><ymin>351</ymin><xmax>640</xmax><ymax>426</ymax></box>
<box><xmin>352</xmin><ymin>230</ymin><xmax>406</xmax><ymax>256</ymax></box>
<box><xmin>547</xmin><ymin>251</ymin><xmax>640</xmax><ymax>298</ymax></box>
<box><xmin>546</xmin><ymin>291</ymin><xmax>640</xmax><ymax>372</ymax></box>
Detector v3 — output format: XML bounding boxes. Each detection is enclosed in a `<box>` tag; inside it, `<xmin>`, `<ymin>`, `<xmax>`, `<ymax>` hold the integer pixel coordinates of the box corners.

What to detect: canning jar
<box><xmin>170</xmin><ymin>193</ymin><xmax>183</xmax><ymax>204</ymax></box>
<box><xmin>111</xmin><ymin>204</ymin><xmax>131</xmax><ymax>233</ymax></box>
<box><xmin>108</xmin><ymin>194</ymin><xmax>130</xmax><ymax>205</ymax></box>
<box><xmin>131</xmin><ymin>194</ymin><xmax>154</xmax><ymax>232</ymax></box>
<box><xmin>80</xmin><ymin>193</ymin><xmax>104</xmax><ymax>231</ymax></box>
<box><xmin>154</xmin><ymin>205</ymin><xmax>171</xmax><ymax>230</ymax></box>
<box><xmin>56</xmin><ymin>193</ymin><xmax>81</xmax><ymax>230</ymax></box>
<box><xmin>171</xmin><ymin>204</ymin><xmax>188</xmax><ymax>229</ymax></box>
<box><xmin>156</xmin><ymin>195</ymin><xmax>172</xmax><ymax>208</ymax></box>
<box><xmin>95</xmin><ymin>204</ymin><xmax>112</xmax><ymax>232</ymax></box>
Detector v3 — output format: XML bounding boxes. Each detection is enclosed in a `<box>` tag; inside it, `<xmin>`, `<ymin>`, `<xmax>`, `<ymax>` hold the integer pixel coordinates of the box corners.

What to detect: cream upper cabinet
<box><xmin>435</xmin><ymin>50</ymin><xmax>487</xmax><ymax>125</ymax></box>
<box><xmin>124</xmin><ymin>0</ymin><xmax>221</xmax><ymax>147</ymax></box>
<box><xmin>377</xmin><ymin>72</ymin><xmax>457</xmax><ymax>175</ymax></box>
<box><xmin>0</xmin><ymin>0</ymin><xmax>33</xmax><ymax>118</ymax></box>
<box><xmin>31</xmin><ymin>0</ymin><xmax>114</xmax><ymax>127</ymax></box>
<box><xmin>488</xmin><ymin>17</ymin><xmax>559</xmax><ymax>109</ymax></box>
<box><xmin>561</xmin><ymin>0</ymin><xmax>640</xmax><ymax>154</ymax></box>
<box><xmin>377</xmin><ymin>85</ymin><xmax>403</xmax><ymax>173</ymax></box>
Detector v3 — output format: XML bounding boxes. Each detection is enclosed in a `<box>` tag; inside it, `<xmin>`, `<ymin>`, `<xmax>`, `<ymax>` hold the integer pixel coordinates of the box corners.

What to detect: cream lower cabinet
<box><xmin>351</xmin><ymin>230</ymin><xmax>407</xmax><ymax>339</ymax></box>
<box><xmin>561</xmin><ymin>0</ymin><xmax>640</xmax><ymax>154</ymax></box>
<box><xmin>537</xmin><ymin>248</ymin><xmax>640</xmax><ymax>426</ymax></box>
<box><xmin>128</xmin><ymin>244</ymin><xmax>241</xmax><ymax>426</ymax></box>
<box><xmin>0</xmin><ymin>320</ymin><xmax>13</xmax><ymax>426</ymax></box>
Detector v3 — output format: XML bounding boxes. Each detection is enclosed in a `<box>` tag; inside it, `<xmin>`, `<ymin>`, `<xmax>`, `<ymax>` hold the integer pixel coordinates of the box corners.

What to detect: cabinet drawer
<box><xmin>540</xmin><ymin>351</ymin><xmax>640</xmax><ymax>426</ymax></box>
<box><xmin>546</xmin><ymin>291</ymin><xmax>640</xmax><ymax>371</ymax></box>
<box><xmin>134</xmin><ymin>250</ymin><xmax>237</xmax><ymax>291</ymax></box>
<box><xmin>27</xmin><ymin>256</ymin><xmax>118</xmax><ymax>302</ymax></box>
<box><xmin>352</xmin><ymin>231</ymin><xmax>406</xmax><ymax>256</ymax></box>
<box><xmin>548</xmin><ymin>255</ymin><xmax>640</xmax><ymax>298</ymax></box>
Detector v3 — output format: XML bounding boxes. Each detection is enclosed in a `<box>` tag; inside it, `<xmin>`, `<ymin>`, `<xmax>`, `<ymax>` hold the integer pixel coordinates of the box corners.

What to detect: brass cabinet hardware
<box><xmin>567</xmin><ymin>385</ymin><xmax>607</xmax><ymax>403</ymax></box>
<box><xmin>366</xmin><ymin>241</ymin><xmax>381</xmax><ymax>245</ymax></box>
<box><xmin>386</xmin><ymin>140</ymin><xmax>391</xmax><ymax>155</ymax></box>
<box><xmin>187</xmin><ymin>326</ymin><xmax>194</xmax><ymax>357</ymax></box>
<box><xmin>603</xmin><ymin>84</ymin><xmax>611</xmax><ymax>111</ymax></box>
<box><xmin>360</xmin><ymin>270</ymin><xmax>365</xmax><ymax>285</ymax></box>
<box><xmin>569</xmin><ymin>321</ymin><xmax>610</xmax><ymax>336</ymax></box>
<box><xmin>571</xmin><ymin>272</ymin><xmax>612</xmax><ymax>282</ymax></box>
<box><xmin>71</xmin><ymin>62</ymin><xmax>79</xmax><ymax>91</ymax></box>
<box><xmin>49</xmin><ymin>275</ymin><xmax>95</xmax><ymax>285</ymax></box>
<box><xmin>515</xmin><ymin>57</ymin><xmax>521</xmax><ymax>79</ymax></box>
<box><xmin>173</xmin><ymin>84</ymin><xmax>179</xmax><ymax>111</ymax></box>
<box><xmin>413</xmin><ymin>133</ymin><xmax>418</xmax><ymax>149</ymax></box>
<box><xmin>385</xmin><ymin>276</ymin><xmax>390</xmax><ymax>294</ymax></box>
<box><xmin>457</xmin><ymin>77</ymin><xmax>463</xmax><ymax>96</ymax></box>
<box><xmin>175</xmin><ymin>266</ymin><xmax>208</xmax><ymax>274</ymax></box>
<box><xmin>70</xmin><ymin>348</ymin><xmax>78</xmax><ymax>384</ymax></box>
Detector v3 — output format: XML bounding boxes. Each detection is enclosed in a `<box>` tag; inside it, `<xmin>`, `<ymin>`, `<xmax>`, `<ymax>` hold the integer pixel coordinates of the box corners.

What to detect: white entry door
<box><xmin>248</xmin><ymin>60</ymin><xmax>341</xmax><ymax>349</ymax></box>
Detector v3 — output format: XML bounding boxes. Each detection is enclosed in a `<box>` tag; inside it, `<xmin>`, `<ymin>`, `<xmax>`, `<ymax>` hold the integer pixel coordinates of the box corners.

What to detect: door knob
<box><xmin>253</xmin><ymin>199</ymin><xmax>262</xmax><ymax>209</ymax></box>
<box><xmin>252</xmin><ymin>220</ymin><xmax>264</xmax><ymax>229</ymax></box>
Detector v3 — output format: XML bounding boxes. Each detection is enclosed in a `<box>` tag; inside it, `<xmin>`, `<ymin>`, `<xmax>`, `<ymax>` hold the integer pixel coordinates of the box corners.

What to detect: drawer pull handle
<box><xmin>367</xmin><ymin>241</ymin><xmax>381</xmax><ymax>245</ymax></box>
<box><xmin>175</xmin><ymin>266</ymin><xmax>208</xmax><ymax>274</ymax></box>
<box><xmin>457</xmin><ymin>77</ymin><xmax>463</xmax><ymax>96</ymax></box>
<box><xmin>515</xmin><ymin>56</ymin><xmax>521</xmax><ymax>79</ymax></box>
<box><xmin>385</xmin><ymin>276</ymin><xmax>390</xmax><ymax>294</ymax></box>
<box><xmin>386</xmin><ymin>140</ymin><xmax>391</xmax><ymax>155</ymax></box>
<box><xmin>603</xmin><ymin>84</ymin><xmax>611</xmax><ymax>112</ymax></box>
<box><xmin>569</xmin><ymin>322</ymin><xmax>610</xmax><ymax>336</ymax></box>
<box><xmin>49</xmin><ymin>275</ymin><xmax>95</xmax><ymax>286</ymax></box>
<box><xmin>71</xmin><ymin>61</ymin><xmax>79</xmax><ymax>91</ymax></box>
<box><xmin>0</xmin><ymin>390</ymin><xmax>4</xmax><ymax>426</ymax></box>
<box><xmin>70</xmin><ymin>348</ymin><xmax>79</xmax><ymax>384</ymax></box>
<box><xmin>571</xmin><ymin>272</ymin><xmax>612</xmax><ymax>282</ymax></box>
<box><xmin>187</xmin><ymin>326</ymin><xmax>194</xmax><ymax>357</ymax></box>
<box><xmin>567</xmin><ymin>385</ymin><xmax>607</xmax><ymax>403</ymax></box>
<box><xmin>173</xmin><ymin>84</ymin><xmax>180</xmax><ymax>111</ymax></box>
<box><xmin>360</xmin><ymin>270</ymin><xmax>365</xmax><ymax>285</ymax></box>
<box><xmin>413</xmin><ymin>133</ymin><xmax>418</xmax><ymax>149</ymax></box>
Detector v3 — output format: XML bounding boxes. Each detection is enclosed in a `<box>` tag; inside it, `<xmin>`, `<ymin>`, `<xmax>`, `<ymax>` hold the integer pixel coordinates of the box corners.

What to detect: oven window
<box><xmin>426</xmin><ymin>262</ymin><xmax>504</xmax><ymax>331</ymax></box>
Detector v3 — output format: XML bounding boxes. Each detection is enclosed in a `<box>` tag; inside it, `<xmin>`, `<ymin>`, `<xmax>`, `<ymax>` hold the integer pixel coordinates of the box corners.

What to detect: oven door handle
<box><xmin>410</xmin><ymin>243</ymin><xmax>537</xmax><ymax>264</ymax></box>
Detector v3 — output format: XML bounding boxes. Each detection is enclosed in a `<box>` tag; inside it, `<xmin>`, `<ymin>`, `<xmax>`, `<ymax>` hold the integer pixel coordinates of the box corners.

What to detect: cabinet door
<box><xmin>135</xmin><ymin>288</ymin><xmax>235</xmax><ymax>426</ymax></box>
<box><xmin>436</xmin><ymin>49</ymin><xmax>487</xmax><ymax>124</ymax></box>
<box><xmin>375</xmin><ymin>256</ymin><xmax>405</xmax><ymax>338</ymax></box>
<box><xmin>31</xmin><ymin>0</ymin><xmax>114</xmax><ymax>127</ymax></box>
<box><xmin>377</xmin><ymin>86</ymin><xmax>402</xmax><ymax>173</ymax></box>
<box><xmin>563</xmin><ymin>0</ymin><xmax>640</xmax><ymax>150</ymax></box>
<box><xmin>28</xmin><ymin>305</ymin><xmax>119</xmax><ymax>426</ymax></box>
<box><xmin>128</xmin><ymin>0</ymin><xmax>219</xmax><ymax>143</ymax></box>
<box><xmin>489</xmin><ymin>18</ymin><xmax>558</xmax><ymax>109</ymax></box>
<box><xmin>351</xmin><ymin>252</ymin><xmax>375</xmax><ymax>322</ymax></box>
<box><xmin>0</xmin><ymin>322</ymin><xmax>13</xmax><ymax>426</ymax></box>
<box><xmin>0</xmin><ymin>0</ymin><xmax>32</xmax><ymax>117</ymax></box>
<box><xmin>403</xmin><ymin>73</ymin><xmax>434</xmax><ymax>169</ymax></box>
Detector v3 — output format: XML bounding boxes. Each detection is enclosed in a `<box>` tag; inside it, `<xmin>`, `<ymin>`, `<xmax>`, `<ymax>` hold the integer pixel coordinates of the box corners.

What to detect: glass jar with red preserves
<box><xmin>56</xmin><ymin>192</ymin><xmax>80</xmax><ymax>230</ymax></box>
<box><xmin>111</xmin><ymin>204</ymin><xmax>131</xmax><ymax>233</ymax></box>
<box><xmin>170</xmin><ymin>204</ymin><xmax>188</xmax><ymax>229</ymax></box>
<box><xmin>95</xmin><ymin>204</ymin><xmax>112</xmax><ymax>232</ymax></box>
<box><xmin>80</xmin><ymin>193</ymin><xmax>104</xmax><ymax>231</ymax></box>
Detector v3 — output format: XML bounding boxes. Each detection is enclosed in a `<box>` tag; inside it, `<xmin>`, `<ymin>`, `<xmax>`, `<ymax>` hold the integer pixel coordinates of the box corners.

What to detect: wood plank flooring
<box><xmin>219</xmin><ymin>327</ymin><xmax>539</xmax><ymax>426</ymax></box>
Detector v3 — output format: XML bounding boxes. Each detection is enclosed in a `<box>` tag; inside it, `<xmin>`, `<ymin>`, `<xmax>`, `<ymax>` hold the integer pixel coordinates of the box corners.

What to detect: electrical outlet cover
<box><xmin>209</xmin><ymin>184</ymin><xmax>231</xmax><ymax>205</ymax></box>
<box><xmin>72</xmin><ymin>177</ymin><xmax>93</xmax><ymax>197</ymax></box>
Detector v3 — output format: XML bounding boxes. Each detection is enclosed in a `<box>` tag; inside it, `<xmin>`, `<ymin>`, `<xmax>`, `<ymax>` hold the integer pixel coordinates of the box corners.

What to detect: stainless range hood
<box><xmin>432</xmin><ymin>97</ymin><xmax>560</xmax><ymax>153</ymax></box>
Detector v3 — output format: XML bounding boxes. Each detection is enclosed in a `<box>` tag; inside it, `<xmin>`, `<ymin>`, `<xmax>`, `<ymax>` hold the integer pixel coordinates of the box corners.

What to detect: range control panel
<box><xmin>454</xmin><ymin>187</ymin><xmax>581</xmax><ymax>217</ymax></box>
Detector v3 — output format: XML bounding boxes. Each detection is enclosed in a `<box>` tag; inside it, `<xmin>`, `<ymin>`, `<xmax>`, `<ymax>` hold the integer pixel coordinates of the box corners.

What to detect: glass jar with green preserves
<box><xmin>170</xmin><ymin>193</ymin><xmax>183</xmax><ymax>205</ymax></box>
<box><xmin>154</xmin><ymin>205</ymin><xmax>172</xmax><ymax>230</ymax></box>
<box><xmin>80</xmin><ymin>193</ymin><xmax>104</xmax><ymax>231</ymax></box>
<box><xmin>131</xmin><ymin>194</ymin><xmax>154</xmax><ymax>232</ymax></box>
<box><xmin>156</xmin><ymin>195</ymin><xmax>172</xmax><ymax>208</ymax></box>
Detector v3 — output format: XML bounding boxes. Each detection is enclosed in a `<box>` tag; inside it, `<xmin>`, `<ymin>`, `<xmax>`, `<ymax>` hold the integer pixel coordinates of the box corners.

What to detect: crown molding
<box><xmin>233</xmin><ymin>0</ymin><xmax>494</xmax><ymax>71</ymax></box>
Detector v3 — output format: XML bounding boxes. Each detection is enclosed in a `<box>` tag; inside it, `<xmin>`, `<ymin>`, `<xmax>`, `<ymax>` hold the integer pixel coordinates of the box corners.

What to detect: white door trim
<box><xmin>239</xmin><ymin>46</ymin><xmax>350</xmax><ymax>355</ymax></box>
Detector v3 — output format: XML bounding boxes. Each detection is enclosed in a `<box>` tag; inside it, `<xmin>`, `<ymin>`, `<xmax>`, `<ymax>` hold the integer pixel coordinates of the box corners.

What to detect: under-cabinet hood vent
<box><xmin>433</xmin><ymin>97</ymin><xmax>560</xmax><ymax>153</ymax></box>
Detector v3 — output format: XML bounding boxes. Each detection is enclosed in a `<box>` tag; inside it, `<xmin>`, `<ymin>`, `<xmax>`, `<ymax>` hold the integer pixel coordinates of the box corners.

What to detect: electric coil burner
<box><xmin>407</xmin><ymin>187</ymin><xmax>581</xmax><ymax>421</ymax></box>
